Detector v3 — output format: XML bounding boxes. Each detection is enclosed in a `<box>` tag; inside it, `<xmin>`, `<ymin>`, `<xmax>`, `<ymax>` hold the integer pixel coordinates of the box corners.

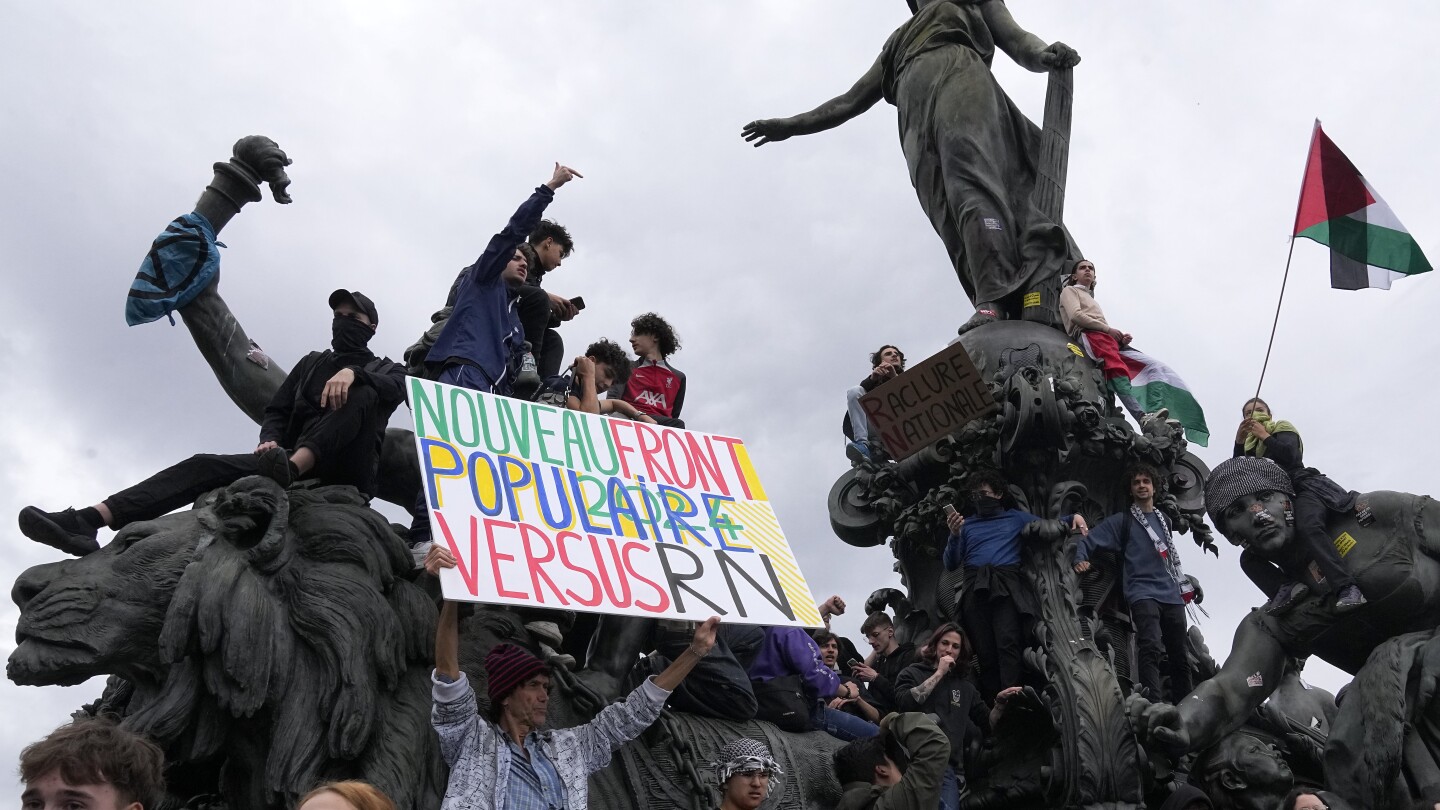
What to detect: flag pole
<box><xmin>1254</xmin><ymin>120</ymin><xmax>1323</xmax><ymax>401</ymax></box>
<box><xmin>1253</xmin><ymin>237</ymin><xmax>1298</xmax><ymax>401</ymax></box>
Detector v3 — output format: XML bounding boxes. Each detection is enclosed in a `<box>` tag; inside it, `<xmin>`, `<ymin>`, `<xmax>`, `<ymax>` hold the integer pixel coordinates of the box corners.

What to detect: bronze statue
<box><xmin>8</xmin><ymin>481</ymin><xmax>446</xmax><ymax>810</ymax></box>
<box><xmin>1139</xmin><ymin>456</ymin><xmax>1440</xmax><ymax>810</ymax></box>
<box><xmin>742</xmin><ymin>0</ymin><xmax>1081</xmax><ymax>332</ymax></box>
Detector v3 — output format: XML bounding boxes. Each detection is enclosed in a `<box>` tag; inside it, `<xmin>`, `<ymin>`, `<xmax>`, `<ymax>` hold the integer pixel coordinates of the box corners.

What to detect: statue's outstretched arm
<box><xmin>1143</xmin><ymin>611</ymin><xmax>1289</xmax><ymax>753</ymax></box>
<box><xmin>982</xmin><ymin>0</ymin><xmax>1080</xmax><ymax>74</ymax></box>
<box><xmin>178</xmin><ymin>137</ymin><xmax>295</xmax><ymax>423</ymax></box>
<box><xmin>740</xmin><ymin>55</ymin><xmax>884</xmax><ymax>147</ymax></box>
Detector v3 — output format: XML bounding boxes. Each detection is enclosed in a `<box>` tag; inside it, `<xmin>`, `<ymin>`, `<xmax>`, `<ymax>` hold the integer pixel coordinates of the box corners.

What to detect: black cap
<box><xmin>328</xmin><ymin>289</ymin><xmax>379</xmax><ymax>327</ymax></box>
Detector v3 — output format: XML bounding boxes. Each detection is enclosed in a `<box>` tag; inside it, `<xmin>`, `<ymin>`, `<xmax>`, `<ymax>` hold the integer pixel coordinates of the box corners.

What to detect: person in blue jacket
<box><xmin>943</xmin><ymin>470</ymin><xmax>1087</xmax><ymax>702</ymax></box>
<box><xmin>424</xmin><ymin>162</ymin><xmax>582</xmax><ymax>394</ymax></box>
<box><xmin>1072</xmin><ymin>463</ymin><xmax>1198</xmax><ymax>704</ymax></box>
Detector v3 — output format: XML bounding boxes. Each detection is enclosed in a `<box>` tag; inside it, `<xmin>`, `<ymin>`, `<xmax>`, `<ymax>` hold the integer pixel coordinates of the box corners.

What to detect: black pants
<box><xmin>1294</xmin><ymin>489</ymin><xmax>1354</xmax><ymax>591</ymax></box>
<box><xmin>1130</xmin><ymin>598</ymin><xmax>1191</xmax><ymax>704</ymax></box>
<box><xmin>961</xmin><ymin>588</ymin><xmax>1024</xmax><ymax>703</ymax></box>
<box><xmin>517</xmin><ymin>284</ymin><xmax>565</xmax><ymax>379</ymax></box>
<box><xmin>104</xmin><ymin>387</ymin><xmax>383</xmax><ymax>527</ymax></box>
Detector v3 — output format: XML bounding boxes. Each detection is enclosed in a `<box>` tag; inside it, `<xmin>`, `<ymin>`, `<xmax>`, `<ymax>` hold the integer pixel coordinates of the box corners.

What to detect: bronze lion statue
<box><xmin>8</xmin><ymin>479</ymin><xmax>446</xmax><ymax>810</ymax></box>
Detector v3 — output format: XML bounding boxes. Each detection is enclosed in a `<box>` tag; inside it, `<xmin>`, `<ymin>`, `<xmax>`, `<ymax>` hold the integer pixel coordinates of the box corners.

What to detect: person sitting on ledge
<box><xmin>748</xmin><ymin>625</ymin><xmax>879</xmax><ymax>741</ymax></box>
<box><xmin>1233</xmin><ymin>397</ymin><xmax>1365</xmax><ymax>613</ymax></box>
<box><xmin>532</xmin><ymin>339</ymin><xmax>632</xmax><ymax>414</ymax></box>
<box><xmin>429</xmin><ymin>559</ymin><xmax>720</xmax><ymax>810</ymax></box>
<box><xmin>1059</xmin><ymin>259</ymin><xmax>1188</xmax><ymax>433</ymax></box>
<box><xmin>833</xmin><ymin>713</ymin><xmax>951</xmax><ymax>810</ymax></box>
<box><xmin>849</xmin><ymin>611</ymin><xmax>918</xmax><ymax>717</ymax></box>
<box><xmin>844</xmin><ymin>344</ymin><xmax>905</xmax><ymax>464</ymax></box>
<box><xmin>609</xmin><ymin>311</ymin><xmax>686</xmax><ymax>427</ymax></box>
<box><xmin>420</xmin><ymin>162</ymin><xmax>582</xmax><ymax>397</ymax></box>
<box><xmin>19</xmin><ymin>289</ymin><xmax>406</xmax><ymax>555</ymax></box>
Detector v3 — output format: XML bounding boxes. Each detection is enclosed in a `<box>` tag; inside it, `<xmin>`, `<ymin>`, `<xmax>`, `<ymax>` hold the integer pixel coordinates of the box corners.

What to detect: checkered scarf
<box><xmin>714</xmin><ymin>738</ymin><xmax>783</xmax><ymax>783</ymax></box>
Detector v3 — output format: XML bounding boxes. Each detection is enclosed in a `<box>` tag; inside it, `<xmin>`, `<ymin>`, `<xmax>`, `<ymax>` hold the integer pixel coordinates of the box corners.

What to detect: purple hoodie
<box><xmin>748</xmin><ymin>627</ymin><xmax>840</xmax><ymax>699</ymax></box>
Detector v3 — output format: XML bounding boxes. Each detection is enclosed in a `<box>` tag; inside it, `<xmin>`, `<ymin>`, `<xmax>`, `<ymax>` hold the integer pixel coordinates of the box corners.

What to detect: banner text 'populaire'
<box><xmin>411</xmin><ymin>378</ymin><xmax>822</xmax><ymax>627</ymax></box>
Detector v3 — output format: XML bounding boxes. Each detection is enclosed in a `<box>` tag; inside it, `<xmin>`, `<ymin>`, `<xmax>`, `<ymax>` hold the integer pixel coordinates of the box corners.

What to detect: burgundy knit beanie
<box><xmin>484</xmin><ymin>643</ymin><xmax>549</xmax><ymax>706</ymax></box>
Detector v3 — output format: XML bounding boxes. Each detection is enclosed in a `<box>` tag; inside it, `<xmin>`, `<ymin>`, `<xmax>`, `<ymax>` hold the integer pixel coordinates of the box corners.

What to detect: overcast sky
<box><xmin>2</xmin><ymin>0</ymin><xmax>1438</xmax><ymax>795</ymax></box>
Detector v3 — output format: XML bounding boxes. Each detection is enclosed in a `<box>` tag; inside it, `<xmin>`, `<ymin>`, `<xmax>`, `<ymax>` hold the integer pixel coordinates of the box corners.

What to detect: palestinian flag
<box><xmin>1293</xmin><ymin>121</ymin><xmax>1432</xmax><ymax>290</ymax></box>
<box><xmin>1077</xmin><ymin>335</ymin><xmax>1210</xmax><ymax>447</ymax></box>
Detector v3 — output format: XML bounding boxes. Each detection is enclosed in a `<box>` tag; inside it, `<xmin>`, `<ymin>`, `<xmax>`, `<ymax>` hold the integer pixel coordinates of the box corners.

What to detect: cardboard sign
<box><xmin>858</xmin><ymin>342</ymin><xmax>998</xmax><ymax>460</ymax></box>
<box><xmin>410</xmin><ymin>378</ymin><xmax>822</xmax><ymax>627</ymax></box>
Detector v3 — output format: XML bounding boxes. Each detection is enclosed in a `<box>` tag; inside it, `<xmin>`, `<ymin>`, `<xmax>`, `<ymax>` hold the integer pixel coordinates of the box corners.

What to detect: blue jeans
<box><xmin>845</xmin><ymin>385</ymin><xmax>871</xmax><ymax>443</ymax></box>
<box><xmin>817</xmin><ymin>707</ymin><xmax>878</xmax><ymax>742</ymax></box>
<box><xmin>939</xmin><ymin>766</ymin><xmax>962</xmax><ymax>810</ymax></box>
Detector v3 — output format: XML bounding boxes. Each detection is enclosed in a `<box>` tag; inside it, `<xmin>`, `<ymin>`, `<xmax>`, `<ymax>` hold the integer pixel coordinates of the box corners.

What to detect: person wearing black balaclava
<box><xmin>941</xmin><ymin>470</ymin><xmax>1088</xmax><ymax>702</ymax></box>
<box><xmin>17</xmin><ymin>289</ymin><xmax>407</xmax><ymax>556</ymax></box>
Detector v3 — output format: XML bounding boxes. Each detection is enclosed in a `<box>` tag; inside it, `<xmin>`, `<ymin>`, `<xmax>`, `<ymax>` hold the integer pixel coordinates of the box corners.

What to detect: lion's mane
<box><xmin>113</xmin><ymin>480</ymin><xmax>443</xmax><ymax>810</ymax></box>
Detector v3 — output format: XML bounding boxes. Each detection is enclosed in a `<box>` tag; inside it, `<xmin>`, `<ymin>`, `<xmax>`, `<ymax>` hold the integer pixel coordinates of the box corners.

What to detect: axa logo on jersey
<box><xmin>637</xmin><ymin>390</ymin><xmax>668</xmax><ymax>408</ymax></box>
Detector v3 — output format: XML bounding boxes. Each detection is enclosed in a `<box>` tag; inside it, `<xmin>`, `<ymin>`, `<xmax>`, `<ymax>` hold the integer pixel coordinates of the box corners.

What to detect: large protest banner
<box><xmin>859</xmin><ymin>342</ymin><xmax>999</xmax><ymax>461</ymax></box>
<box><xmin>410</xmin><ymin>378</ymin><xmax>823</xmax><ymax>627</ymax></box>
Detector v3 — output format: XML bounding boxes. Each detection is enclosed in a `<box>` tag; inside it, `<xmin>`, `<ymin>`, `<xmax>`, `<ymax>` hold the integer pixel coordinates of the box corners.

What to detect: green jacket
<box><xmin>836</xmin><ymin>713</ymin><xmax>950</xmax><ymax>810</ymax></box>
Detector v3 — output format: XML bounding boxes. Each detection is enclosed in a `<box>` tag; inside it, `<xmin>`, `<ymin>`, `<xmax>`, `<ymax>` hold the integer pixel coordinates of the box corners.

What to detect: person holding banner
<box><xmin>1072</xmin><ymin>464</ymin><xmax>1197</xmax><ymax>705</ymax></box>
<box><xmin>430</xmin><ymin>583</ymin><xmax>720</xmax><ymax>810</ymax></box>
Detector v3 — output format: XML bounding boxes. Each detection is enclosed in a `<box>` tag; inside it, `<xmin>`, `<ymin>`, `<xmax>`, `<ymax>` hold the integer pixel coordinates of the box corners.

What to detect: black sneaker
<box><xmin>1335</xmin><ymin>584</ymin><xmax>1367</xmax><ymax>611</ymax></box>
<box><xmin>1263</xmin><ymin>581</ymin><xmax>1309</xmax><ymax>615</ymax></box>
<box><xmin>257</xmin><ymin>446</ymin><xmax>293</xmax><ymax>487</ymax></box>
<box><xmin>18</xmin><ymin>506</ymin><xmax>101</xmax><ymax>556</ymax></box>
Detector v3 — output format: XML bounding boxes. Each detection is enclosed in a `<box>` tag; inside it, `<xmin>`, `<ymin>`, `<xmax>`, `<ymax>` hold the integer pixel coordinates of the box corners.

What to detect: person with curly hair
<box><xmin>532</xmin><ymin>338</ymin><xmax>633</xmax><ymax>415</ymax></box>
<box><xmin>20</xmin><ymin>717</ymin><xmax>167</xmax><ymax>810</ymax></box>
<box><xmin>612</xmin><ymin>312</ymin><xmax>688</xmax><ymax>428</ymax></box>
<box><xmin>1073</xmin><ymin>463</ymin><xmax>1197</xmax><ymax>704</ymax></box>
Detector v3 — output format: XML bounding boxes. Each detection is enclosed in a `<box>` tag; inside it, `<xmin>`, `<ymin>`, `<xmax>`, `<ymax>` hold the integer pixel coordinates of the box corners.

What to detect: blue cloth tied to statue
<box><xmin>125</xmin><ymin>211</ymin><xmax>222</xmax><ymax>326</ymax></box>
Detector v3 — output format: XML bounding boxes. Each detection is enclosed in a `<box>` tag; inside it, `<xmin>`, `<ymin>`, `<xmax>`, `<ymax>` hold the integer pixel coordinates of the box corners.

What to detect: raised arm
<box><xmin>981</xmin><ymin>0</ymin><xmax>1080</xmax><ymax>74</ymax></box>
<box><xmin>457</xmin><ymin>164</ymin><xmax>580</xmax><ymax>289</ymax></box>
<box><xmin>741</xmin><ymin>55</ymin><xmax>884</xmax><ymax>146</ymax></box>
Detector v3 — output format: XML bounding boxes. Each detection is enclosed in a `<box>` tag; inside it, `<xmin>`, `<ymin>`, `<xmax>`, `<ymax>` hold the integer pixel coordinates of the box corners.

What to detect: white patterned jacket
<box><xmin>431</xmin><ymin>671</ymin><xmax>670</xmax><ymax>810</ymax></box>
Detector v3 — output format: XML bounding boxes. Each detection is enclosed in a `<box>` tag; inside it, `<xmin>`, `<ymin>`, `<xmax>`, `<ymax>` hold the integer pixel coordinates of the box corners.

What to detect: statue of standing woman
<box><xmin>743</xmin><ymin>0</ymin><xmax>1081</xmax><ymax>333</ymax></box>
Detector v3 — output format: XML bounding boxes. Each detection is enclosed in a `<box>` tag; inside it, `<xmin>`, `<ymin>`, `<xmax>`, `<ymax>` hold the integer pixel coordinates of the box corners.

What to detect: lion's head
<box><xmin>9</xmin><ymin>478</ymin><xmax>443</xmax><ymax>810</ymax></box>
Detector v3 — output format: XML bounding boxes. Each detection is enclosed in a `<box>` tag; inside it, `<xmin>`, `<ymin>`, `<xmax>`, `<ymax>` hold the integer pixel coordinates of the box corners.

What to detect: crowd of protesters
<box><xmin>11</xmin><ymin>171</ymin><xmax>1282</xmax><ymax>810</ymax></box>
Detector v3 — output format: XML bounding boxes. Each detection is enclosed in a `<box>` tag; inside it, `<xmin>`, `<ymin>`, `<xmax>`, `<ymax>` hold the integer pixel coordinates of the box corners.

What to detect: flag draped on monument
<box><xmin>1075</xmin><ymin>336</ymin><xmax>1210</xmax><ymax>447</ymax></box>
<box><xmin>1293</xmin><ymin>121</ymin><xmax>1432</xmax><ymax>290</ymax></box>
